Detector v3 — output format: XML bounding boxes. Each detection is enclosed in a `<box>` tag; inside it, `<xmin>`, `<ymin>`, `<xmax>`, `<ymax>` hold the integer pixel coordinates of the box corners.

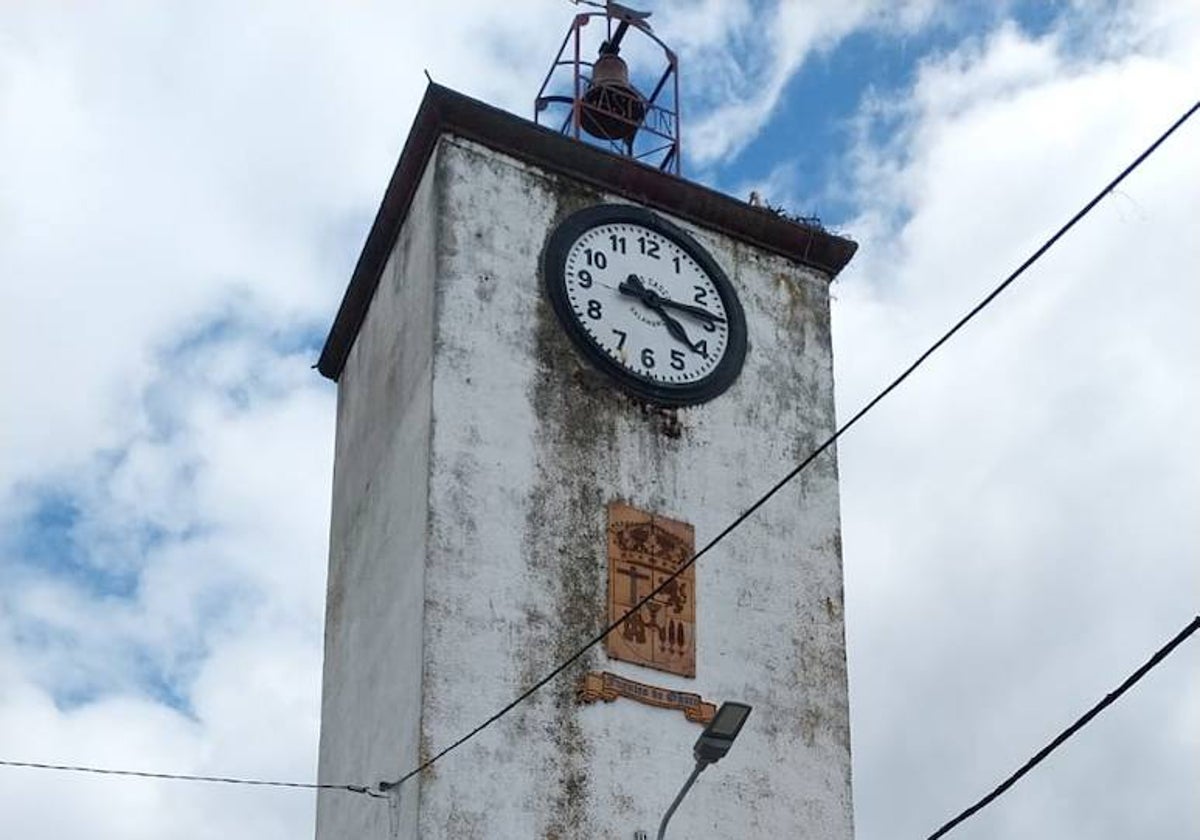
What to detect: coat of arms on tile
<box><xmin>606</xmin><ymin>501</ymin><xmax>695</xmax><ymax>677</ymax></box>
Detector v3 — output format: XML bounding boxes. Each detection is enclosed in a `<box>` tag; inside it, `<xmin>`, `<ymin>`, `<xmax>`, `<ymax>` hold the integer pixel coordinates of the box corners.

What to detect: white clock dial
<box><xmin>563</xmin><ymin>222</ymin><xmax>730</xmax><ymax>385</ymax></box>
<box><xmin>544</xmin><ymin>205</ymin><xmax>747</xmax><ymax>406</ymax></box>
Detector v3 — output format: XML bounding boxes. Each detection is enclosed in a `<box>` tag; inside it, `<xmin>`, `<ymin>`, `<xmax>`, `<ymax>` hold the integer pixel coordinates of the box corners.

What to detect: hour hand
<box><xmin>658</xmin><ymin>308</ymin><xmax>705</xmax><ymax>355</ymax></box>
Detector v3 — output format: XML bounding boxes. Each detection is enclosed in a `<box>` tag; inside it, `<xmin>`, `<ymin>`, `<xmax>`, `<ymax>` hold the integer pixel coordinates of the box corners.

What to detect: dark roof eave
<box><xmin>317</xmin><ymin>83</ymin><xmax>857</xmax><ymax>381</ymax></box>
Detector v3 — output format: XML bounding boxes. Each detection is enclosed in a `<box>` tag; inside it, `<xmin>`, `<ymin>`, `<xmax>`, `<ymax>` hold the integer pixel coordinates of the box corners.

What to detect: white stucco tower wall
<box><xmin>314</xmin><ymin>85</ymin><xmax>858</xmax><ymax>840</ymax></box>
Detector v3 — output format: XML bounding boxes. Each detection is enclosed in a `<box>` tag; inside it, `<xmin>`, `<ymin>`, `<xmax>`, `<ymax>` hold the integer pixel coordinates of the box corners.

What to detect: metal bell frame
<box><xmin>534</xmin><ymin>10</ymin><xmax>682</xmax><ymax>176</ymax></box>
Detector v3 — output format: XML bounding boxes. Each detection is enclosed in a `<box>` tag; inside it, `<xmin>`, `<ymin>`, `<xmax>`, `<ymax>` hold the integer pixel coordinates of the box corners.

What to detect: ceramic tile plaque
<box><xmin>606</xmin><ymin>501</ymin><xmax>695</xmax><ymax>677</ymax></box>
<box><xmin>577</xmin><ymin>671</ymin><xmax>715</xmax><ymax>725</ymax></box>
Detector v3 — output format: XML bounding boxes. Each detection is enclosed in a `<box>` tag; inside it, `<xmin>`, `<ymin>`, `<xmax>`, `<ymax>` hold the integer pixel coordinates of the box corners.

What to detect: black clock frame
<box><xmin>542</xmin><ymin>204</ymin><xmax>748</xmax><ymax>407</ymax></box>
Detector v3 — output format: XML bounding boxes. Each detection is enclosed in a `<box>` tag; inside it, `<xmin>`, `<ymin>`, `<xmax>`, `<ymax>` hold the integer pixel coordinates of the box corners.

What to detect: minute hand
<box><xmin>654</xmin><ymin>295</ymin><xmax>725</xmax><ymax>324</ymax></box>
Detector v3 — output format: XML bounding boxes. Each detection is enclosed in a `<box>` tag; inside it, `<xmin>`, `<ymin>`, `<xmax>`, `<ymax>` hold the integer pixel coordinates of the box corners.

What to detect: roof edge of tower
<box><xmin>317</xmin><ymin>83</ymin><xmax>856</xmax><ymax>381</ymax></box>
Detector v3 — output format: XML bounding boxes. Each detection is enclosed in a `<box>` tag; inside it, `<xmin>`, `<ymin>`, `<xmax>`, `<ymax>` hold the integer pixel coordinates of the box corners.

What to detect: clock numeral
<box><xmin>577</xmin><ymin>269</ymin><xmax>593</xmax><ymax>289</ymax></box>
<box><xmin>702</xmin><ymin>319</ymin><xmax>716</xmax><ymax>333</ymax></box>
<box><xmin>611</xmin><ymin>329</ymin><xmax>627</xmax><ymax>350</ymax></box>
<box><xmin>672</xmin><ymin>255</ymin><xmax>681</xmax><ymax>274</ymax></box>
<box><xmin>640</xmin><ymin>347</ymin><xmax>656</xmax><ymax>369</ymax></box>
<box><xmin>670</xmin><ymin>350</ymin><xmax>685</xmax><ymax>371</ymax></box>
<box><xmin>695</xmin><ymin>340</ymin><xmax>709</xmax><ymax>358</ymax></box>
<box><xmin>608</xmin><ymin>234</ymin><xmax>627</xmax><ymax>254</ymax></box>
<box><xmin>693</xmin><ymin>286</ymin><xmax>709</xmax><ymax>304</ymax></box>
<box><xmin>637</xmin><ymin>237</ymin><xmax>660</xmax><ymax>259</ymax></box>
<box><xmin>587</xmin><ymin>300</ymin><xmax>603</xmax><ymax>320</ymax></box>
<box><xmin>584</xmin><ymin>248</ymin><xmax>608</xmax><ymax>270</ymax></box>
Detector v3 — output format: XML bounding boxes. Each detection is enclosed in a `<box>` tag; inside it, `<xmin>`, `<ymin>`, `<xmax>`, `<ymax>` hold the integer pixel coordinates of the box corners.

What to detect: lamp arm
<box><xmin>656</xmin><ymin>761</ymin><xmax>707</xmax><ymax>840</ymax></box>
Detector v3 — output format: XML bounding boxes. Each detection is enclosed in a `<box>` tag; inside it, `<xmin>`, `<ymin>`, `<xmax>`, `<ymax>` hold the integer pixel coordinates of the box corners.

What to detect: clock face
<box><xmin>543</xmin><ymin>205</ymin><xmax>747</xmax><ymax>406</ymax></box>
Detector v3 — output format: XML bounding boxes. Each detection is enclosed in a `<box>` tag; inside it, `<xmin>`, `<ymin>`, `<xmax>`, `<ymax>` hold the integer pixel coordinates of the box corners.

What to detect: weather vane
<box><xmin>570</xmin><ymin>0</ymin><xmax>654</xmax><ymax>32</ymax></box>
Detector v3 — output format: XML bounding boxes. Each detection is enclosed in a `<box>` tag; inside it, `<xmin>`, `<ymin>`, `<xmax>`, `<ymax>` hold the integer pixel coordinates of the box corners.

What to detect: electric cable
<box><xmin>0</xmin><ymin>759</ymin><xmax>387</xmax><ymax>798</ymax></box>
<box><xmin>377</xmin><ymin>97</ymin><xmax>1200</xmax><ymax>792</ymax></box>
<box><xmin>926</xmin><ymin>613</ymin><xmax>1200</xmax><ymax>839</ymax></box>
<box><xmin>1</xmin><ymin>612</ymin><xmax>1195</xmax><ymax>817</ymax></box>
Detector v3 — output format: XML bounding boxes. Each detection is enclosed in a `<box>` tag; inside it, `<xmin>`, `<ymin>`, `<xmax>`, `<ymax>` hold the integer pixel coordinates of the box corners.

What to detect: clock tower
<box><xmin>314</xmin><ymin>11</ymin><xmax>857</xmax><ymax>839</ymax></box>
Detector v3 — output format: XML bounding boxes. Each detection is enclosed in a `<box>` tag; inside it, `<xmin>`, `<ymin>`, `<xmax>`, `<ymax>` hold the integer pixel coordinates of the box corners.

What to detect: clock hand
<box><xmin>618</xmin><ymin>275</ymin><xmax>706</xmax><ymax>356</ymax></box>
<box><xmin>618</xmin><ymin>274</ymin><xmax>725</xmax><ymax>324</ymax></box>
<box><xmin>655</xmin><ymin>305</ymin><xmax>705</xmax><ymax>355</ymax></box>
<box><xmin>655</xmin><ymin>296</ymin><xmax>726</xmax><ymax>324</ymax></box>
<box><xmin>618</xmin><ymin>274</ymin><xmax>650</xmax><ymax>299</ymax></box>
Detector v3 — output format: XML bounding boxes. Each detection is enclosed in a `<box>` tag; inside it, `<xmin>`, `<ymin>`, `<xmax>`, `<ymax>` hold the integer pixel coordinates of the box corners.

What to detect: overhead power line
<box><xmin>1</xmin><ymin>613</ymin><xmax>1195</xmax><ymax>820</ymax></box>
<box><xmin>376</xmin><ymin>98</ymin><xmax>1200</xmax><ymax>792</ymax></box>
<box><xmin>927</xmin><ymin>614</ymin><xmax>1200</xmax><ymax>839</ymax></box>
<box><xmin>0</xmin><ymin>759</ymin><xmax>386</xmax><ymax>798</ymax></box>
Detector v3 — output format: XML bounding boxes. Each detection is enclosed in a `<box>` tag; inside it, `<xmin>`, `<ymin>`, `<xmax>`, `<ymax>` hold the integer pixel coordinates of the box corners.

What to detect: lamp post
<box><xmin>656</xmin><ymin>701</ymin><xmax>752</xmax><ymax>840</ymax></box>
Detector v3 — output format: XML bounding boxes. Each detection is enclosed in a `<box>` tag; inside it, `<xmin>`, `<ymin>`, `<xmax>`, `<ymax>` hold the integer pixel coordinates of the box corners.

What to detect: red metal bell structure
<box><xmin>534</xmin><ymin>4</ymin><xmax>681</xmax><ymax>175</ymax></box>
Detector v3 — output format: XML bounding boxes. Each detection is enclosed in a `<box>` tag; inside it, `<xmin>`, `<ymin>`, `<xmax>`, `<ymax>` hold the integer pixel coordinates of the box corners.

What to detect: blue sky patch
<box><xmin>704</xmin><ymin>1</ymin><xmax>1072</xmax><ymax>224</ymax></box>
<box><xmin>6</xmin><ymin>486</ymin><xmax>141</xmax><ymax>600</ymax></box>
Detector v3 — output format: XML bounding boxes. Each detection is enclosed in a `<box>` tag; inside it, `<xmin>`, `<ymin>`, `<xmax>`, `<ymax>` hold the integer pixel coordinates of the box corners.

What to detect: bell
<box><xmin>581</xmin><ymin>50</ymin><xmax>646</xmax><ymax>143</ymax></box>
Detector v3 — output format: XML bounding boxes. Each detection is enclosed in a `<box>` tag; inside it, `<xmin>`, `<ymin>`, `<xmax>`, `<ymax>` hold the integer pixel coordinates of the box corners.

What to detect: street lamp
<box><xmin>656</xmin><ymin>701</ymin><xmax>752</xmax><ymax>840</ymax></box>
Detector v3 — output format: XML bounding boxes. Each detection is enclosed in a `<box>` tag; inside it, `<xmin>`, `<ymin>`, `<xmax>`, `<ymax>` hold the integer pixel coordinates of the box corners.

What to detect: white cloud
<box><xmin>0</xmin><ymin>0</ymin><xmax>568</xmax><ymax>498</ymax></box>
<box><xmin>834</xmin><ymin>2</ymin><xmax>1200</xmax><ymax>837</ymax></box>
<box><xmin>0</xmin><ymin>317</ymin><xmax>338</xmax><ymax>837</ymax></box>
<box><xmin>671</xmin><ymin>0</ymin><xmax>938</xmax><ymax>166</ymax></box>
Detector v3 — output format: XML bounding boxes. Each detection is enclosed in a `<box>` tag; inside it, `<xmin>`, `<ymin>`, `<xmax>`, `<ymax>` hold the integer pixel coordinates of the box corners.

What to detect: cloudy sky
<box><xmin>2</xmin><ymin>1</ymin><xmax>1197</xmax><ymax>838</ymax></box>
